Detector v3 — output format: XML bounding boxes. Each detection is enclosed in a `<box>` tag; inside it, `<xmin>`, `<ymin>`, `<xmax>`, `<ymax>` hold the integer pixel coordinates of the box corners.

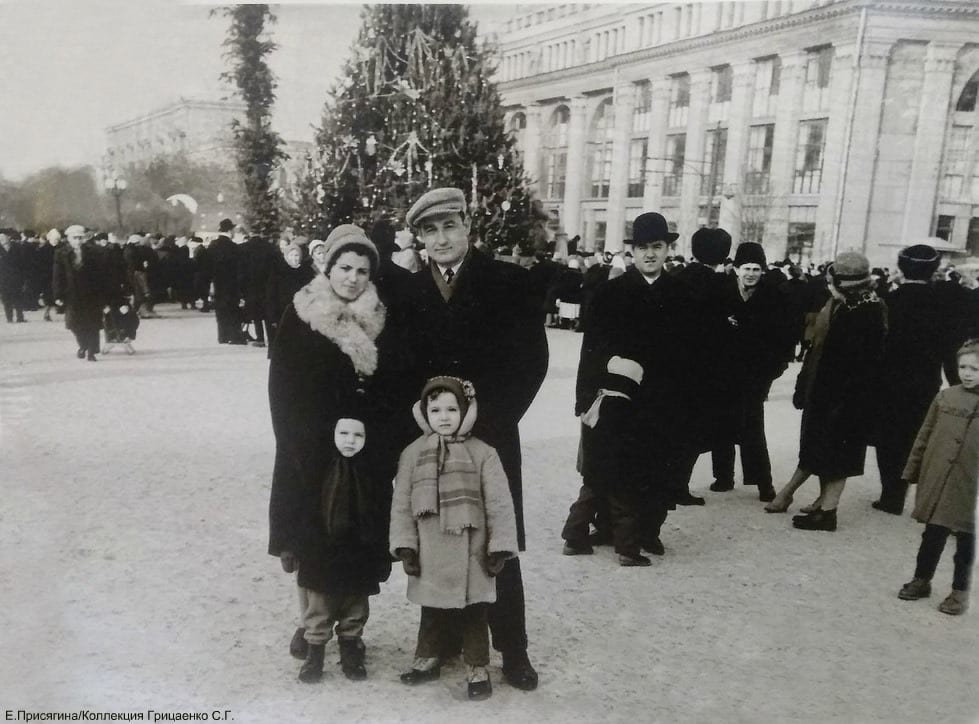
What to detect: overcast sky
<box><xmin>0</xmin><ymin>1</ymin><xmax>518</xmax><ymax>181</ymax></box>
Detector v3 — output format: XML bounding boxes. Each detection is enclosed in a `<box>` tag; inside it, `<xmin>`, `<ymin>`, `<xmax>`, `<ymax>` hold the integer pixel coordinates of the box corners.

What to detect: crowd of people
<box><xmin>4</xmin><ymin>194</ymin><xmax>979</xmax><ymax>698</ymax></box>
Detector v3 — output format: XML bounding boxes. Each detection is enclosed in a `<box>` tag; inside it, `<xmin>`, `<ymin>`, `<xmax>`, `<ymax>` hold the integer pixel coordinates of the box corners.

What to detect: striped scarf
<box><xmin>409</xmin><ymin>433</ymin><xmax>482</xmax><ymax>535</ymax></box>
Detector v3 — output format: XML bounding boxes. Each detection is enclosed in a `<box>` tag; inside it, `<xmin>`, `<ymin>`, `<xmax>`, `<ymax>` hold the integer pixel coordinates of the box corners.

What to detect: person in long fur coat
<box><xmin>390</xmin><ymin>376</ymin><xmax>518</xmax><ymax>700</ymax></box>
<box><xmin>267</xmin><ymin>225</ymin><xmax>396</xmax><ymax>683</ymax></box>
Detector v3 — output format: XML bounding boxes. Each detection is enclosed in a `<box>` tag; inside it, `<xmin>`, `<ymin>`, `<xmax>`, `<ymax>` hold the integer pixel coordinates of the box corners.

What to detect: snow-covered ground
<box><xmin>2</xmin><ymin>306</ymin><xmax>977</xmax><ymax>723</ymax></box>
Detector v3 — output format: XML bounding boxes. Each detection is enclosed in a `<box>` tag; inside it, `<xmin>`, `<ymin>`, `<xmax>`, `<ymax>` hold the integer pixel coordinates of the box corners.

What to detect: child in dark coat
<box><xmin>898</xmin><ymin>340</ymin><xmax>979</xmax><ymax>615</ymax></box>
<box><xmin>279</xmin><ymin>414</ymin><xmax>392</xmax><ymax>683</ymax></box>
<box><xmin>562</xmin><ymin>356</ymin><xmax>649</xmax><ymax>566</ymax></box>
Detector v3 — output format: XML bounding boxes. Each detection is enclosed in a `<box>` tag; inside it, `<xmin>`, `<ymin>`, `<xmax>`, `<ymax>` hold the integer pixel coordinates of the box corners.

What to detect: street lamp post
<box><xmin>105</xmin><ymin>177</ymin><xmax>128</xmax><ymax>232</ymax></box>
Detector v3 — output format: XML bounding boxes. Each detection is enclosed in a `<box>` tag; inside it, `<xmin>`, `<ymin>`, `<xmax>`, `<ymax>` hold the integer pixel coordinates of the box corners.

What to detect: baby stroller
<box><xmin>102</xmin><ymin>299</ymin><xmax>139</xmax><ymax>355</ymax></box>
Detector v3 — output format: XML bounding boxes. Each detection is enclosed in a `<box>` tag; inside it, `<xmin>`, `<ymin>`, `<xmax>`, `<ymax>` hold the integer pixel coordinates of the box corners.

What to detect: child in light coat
<box><xmin>390</xmin><ymin>376</ymin><xmax>518</xmax><ymax>700</ymax></box>
<box><xmin>898</xmin><ymin>340</ymin><xmax>979</xmax><ymax>615</ymax></box>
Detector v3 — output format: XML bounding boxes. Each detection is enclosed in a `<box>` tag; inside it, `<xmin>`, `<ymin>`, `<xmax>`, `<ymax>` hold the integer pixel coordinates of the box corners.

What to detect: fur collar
<box><xmin>292</xmin><ymin>274</ymin><xmax>385</xmax><ymax>377</ymax></box>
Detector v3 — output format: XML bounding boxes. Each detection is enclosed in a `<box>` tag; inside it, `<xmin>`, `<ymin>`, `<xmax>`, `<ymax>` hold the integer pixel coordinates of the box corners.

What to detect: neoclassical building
<box><xmin>492</xmin><ymin>0</ymin><xmax>979</xmax><ymax>265</ymax></box>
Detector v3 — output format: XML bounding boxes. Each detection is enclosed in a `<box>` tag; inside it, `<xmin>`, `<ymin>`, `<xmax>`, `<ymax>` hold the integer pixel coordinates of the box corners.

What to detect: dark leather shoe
<box><xmin>77</xmin><ymin>348</ymin><xmax>86</xmax><ymax>359</ymax></box>
<box><xmin>709</xmin><ymin>480</ymin><xmax>734</xmax><ymax>492</ymax></box>
<box><xmin>641</xmin><ymin>538</ymin><xmax>665</xmax><ymax>556</ymax></box>
<box><xmin>675</xmin><ymin>492</ymin><xmax>706</xmax><ymax>506</ymax></box>
<box><xmin>562</xmin><ymin>540</ymin><xmax>593</xmax><ymax>555</ymax></box>
<box><xmin>872</xmin><ymin>500</ymin><xmax>903</xmax><ymax>515</ymax></box>
<box><xmin>86</xmin><ymin>352</ymin><xmax>97</xmax><ymax>361</ymax></box>
<box><xmin>792</xmin><ymin>508</ymin><xmax>837</xmax><ymax>531</ymax></box>
<box><xmin>289</xmin><ymin>627</ymin><xmax>308</xmax><ymax>660</ymax></box>
<box><xmin>501</xmin><ymin>651</ymin><xmax>538</xmax><ymax>691</ymax></box>
<box><xmin>400</xmin><ymin>658</ymin><xmax>440</xmax><ymax>685</ymax></box>
<box><xmin>757</xmin><ymin>484</ymin><xmax>776</xmax><ymax>503</ymax></box>
<box><xmin>467</xmin><ymin>666</ymin><xmax>492</xmax><ymax>700</ymax></box>
<box><xmin>618</xmin><ymin>552</ymin><xmax>652</xmax><ymax>567</ymax></box>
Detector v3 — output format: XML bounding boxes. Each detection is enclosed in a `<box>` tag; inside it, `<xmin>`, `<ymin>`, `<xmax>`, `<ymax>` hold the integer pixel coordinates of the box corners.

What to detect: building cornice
<box><xmin>497</xmin><ymin>0</ymin><xmax>979</xmax><ymax>93</ymax></box>
<box><xmin>106</xmin><ymin>97</ymin><xmax>247</xmax><ymax>134</ymax></box>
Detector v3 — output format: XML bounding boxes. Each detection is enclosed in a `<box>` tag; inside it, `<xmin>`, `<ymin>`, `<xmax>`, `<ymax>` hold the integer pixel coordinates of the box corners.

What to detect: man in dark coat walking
<box><xmin>392</xmin><ymin>187</ymin><xmax>548</xmax><ymax>691</ymax></box>
<box><xmin>52</xmin><ymin>225</ymin><xmax>108</xmax><ymax>361</ymax></box>
<box><xmin>207</xmin><ymin>219</ymin><xmax>245</xmax><ymax>344</ymax></box>
<box><xmin>0</xmin><ymin>229</ymin><xmax>27</xmax><ymax>323</ymax></box>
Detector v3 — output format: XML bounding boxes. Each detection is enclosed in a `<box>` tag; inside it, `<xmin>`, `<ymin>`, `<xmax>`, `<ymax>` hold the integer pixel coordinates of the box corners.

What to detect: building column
<box><xmin>678</xmin><ymin>69</ymin><xmax>711</xmax><ymax>255</ymax></box>
<box><xmin>764</xmin><ymin>50</ymin><xmax>807</xmax><ymax>260</ymax></box>
<box><xmin>521</xmin><ymin>105</ymin><xmax>542</xmax><ymax>196</ymax></box>
<box><xmin>901</xmin><ymin>42</ymin><xmax>961</xmax><ymax>244</ymax></box>
<box><xmin>832</xmin><ymin>41</ymin><xmax>893</xmax><ymax>258</ymax></box>
<box><xmin>643</xmin><ymin>77</ymin><xmax>672</xmax><ymax>214</ymax></box>
<box><xmin>719</xmin><ymin>61</ymin><xmax>755</xmax><ymax>240</ymax></box>
<box><xmin>605</xmin><ymin>82</ymin><xmax>637</xmax><ymax>252</ymax></box>
<box><xmin>562</xmin><ymin>95</ymin><xmax>590</xmax><ymax>238</ymax></box>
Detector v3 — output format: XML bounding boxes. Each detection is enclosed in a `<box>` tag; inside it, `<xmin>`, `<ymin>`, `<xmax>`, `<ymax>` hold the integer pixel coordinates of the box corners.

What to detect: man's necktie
<box><xmin>444</xmin><ymin>268</ymin><xmax>454</xmax><ymax>285</ymax></box>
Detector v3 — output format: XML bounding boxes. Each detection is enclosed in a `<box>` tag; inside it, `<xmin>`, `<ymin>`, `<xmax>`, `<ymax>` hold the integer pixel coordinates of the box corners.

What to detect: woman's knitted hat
<box><xmin>308</xmin><ymin>238</ymin><xmax>327</xmax><ymax>257</ymax></box>
<box><xmin>897</xmin><ymin>244</ymin><xmax>940</xmax><ymax>281</ymax></box>
<box><xmin>829</xmin><ymin>250</ymin><xmax>871</xmax><ymax>290</ymax></box>
<box><xmin>323</xmin><ymin>224</ymin><xmax>379</xmax><ymax>274</ymax></box>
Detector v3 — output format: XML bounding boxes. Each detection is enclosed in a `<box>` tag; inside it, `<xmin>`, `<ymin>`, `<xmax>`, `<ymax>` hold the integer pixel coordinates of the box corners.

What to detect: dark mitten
<box><xmin>397</xmin><ymin>548</ymin><xmax>420</xmax><ymax>576</ymax></box>
<box><xmin>486</xmin><ymin>552</ymin><xmax>509</xmax><ymax>576</ymax></box>
<box><xmin>280</xmin><ymin>551</ymin><xmax>298</xmax><ymax>573</ymax></box>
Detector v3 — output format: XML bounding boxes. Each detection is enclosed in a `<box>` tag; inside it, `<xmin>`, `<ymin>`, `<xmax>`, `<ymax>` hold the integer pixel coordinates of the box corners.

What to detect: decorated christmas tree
<box><xmin>297</xmin><ymin>4</ymin><xmax>544</xmax><ymax>251</ymax></box>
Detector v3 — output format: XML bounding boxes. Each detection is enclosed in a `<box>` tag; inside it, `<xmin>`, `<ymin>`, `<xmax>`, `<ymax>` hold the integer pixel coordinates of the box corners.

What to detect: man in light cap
<box><xmin>393</xmin><ymin>186</ymin><xmax>548</xmax><ymax>691</ymax></box>
<box><xmin>52</xmin><ymin>225</ymin><xmax>108</xmax><ymax>360</ymax></box>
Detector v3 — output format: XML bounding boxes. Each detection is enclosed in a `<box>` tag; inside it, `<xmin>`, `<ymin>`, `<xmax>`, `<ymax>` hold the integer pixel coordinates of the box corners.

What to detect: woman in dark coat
<box><xmin>267</xmin><ymin>224</ymin><xmax>395</xmax><ymax>682</ymax></box>
<box><xmin>765</xmin><ymin>251</ymin><xmax>887</xmax><ymax>531</ymax></box>
<box><xmin>52</xmin><ymin>225</ymin><xmax>109</xmax><ymax>361</ymax></box>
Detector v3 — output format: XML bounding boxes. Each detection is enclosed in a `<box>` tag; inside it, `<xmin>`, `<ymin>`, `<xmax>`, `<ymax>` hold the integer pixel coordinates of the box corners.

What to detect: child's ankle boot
<box><xmin>298</xmin><ymin>643</ymin><xmax>325</xmax><ymax>683</ymax></box>
<box><xmin>467</xmin><ymin>665</ymin><xmax>492</xmax><ymax>700</ymax></box>
<box><xmin>339</xmin><ymin>637</ymin><xmax>367</xmax><ymax>680</ymax></box>
<box><xmin>898</xmin><ymin>578</ymin><xmax>932</xmax><ymax>600</ymax></box>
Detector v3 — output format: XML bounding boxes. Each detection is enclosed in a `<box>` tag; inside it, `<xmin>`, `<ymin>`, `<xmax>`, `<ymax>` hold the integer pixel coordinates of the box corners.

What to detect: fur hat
<box><xmin>733</xmin><ymin>242</ymin><xmax>767</xmax><ymax>268</ymax></box>
<box><xmin>691</xmin><ymin>228</ymin><xmax>732</xmax><ymax>266</ymax></box>
<box><xmin>323</xmin><ymin>224</ymin><xmax>379</xmax><ymax>274</ymax></box>
<box><xmin>632</xmin><ymin>212</ymin><xmax>679</xmax><ymax>244</ymax></box>
<box><xmin>897</xmin><ymin>244</ymin><xmax>940</xmax><ymax>281</ymax></box>
<box><xmin>829</xmin><ymin>250</ymin><xmax>871</xmax><ymax>290</ymax></box>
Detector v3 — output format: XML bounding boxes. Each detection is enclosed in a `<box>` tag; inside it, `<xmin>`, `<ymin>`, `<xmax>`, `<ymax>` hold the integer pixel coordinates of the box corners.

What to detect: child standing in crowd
<box><xmin>898</xmin><ymin>340</ymin><xmax>979</xmax><ymax>615</ymax></box>
<box><xmin>390</xmin><ymin>377</ymin><xmax>518</xmax><ymax>700</ymax></box>
<box><xmin>278</xmin><ymin>413</ymin><xmax>392</xmax><ymax>683</ymax></box>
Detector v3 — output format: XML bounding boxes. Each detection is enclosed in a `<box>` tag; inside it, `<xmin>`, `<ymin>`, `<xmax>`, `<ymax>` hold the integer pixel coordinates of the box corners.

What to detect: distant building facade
<box><xmin>492</xmin><ymin>0</ymin><xmax>979</xmax><ymax>265</ymax></box>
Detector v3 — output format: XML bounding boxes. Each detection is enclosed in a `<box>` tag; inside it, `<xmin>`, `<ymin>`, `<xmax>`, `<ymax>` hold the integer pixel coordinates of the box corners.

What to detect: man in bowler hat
<box><xmin>392</xmin><ymin>187</ymin><xmax>548</xmax><ymax>690</ymax></box>
<box><xmin>571</xmin><ymin>212</ymin><xmax>692</xmax><ymax>555</ymax></box>
<box><xmin>207</xmin><ymin>219</ymin><xmax>245</xmax><ymax>345</ymax></box>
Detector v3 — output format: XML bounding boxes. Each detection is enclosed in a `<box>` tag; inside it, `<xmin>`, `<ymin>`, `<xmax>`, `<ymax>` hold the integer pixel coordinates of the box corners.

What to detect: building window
<box><xmin>633</xmin><ymin>81</ymin><xmax>652</xmax><ymax>133</ymax></box>
<box><xmin>940</xmin><ymin>125</ymin><xmax>970</xmax><ymax>199</ymax></box>
<box><xmin>588</xmin><ymin>99</ymin><xmax>614</xmax><ymax>198</ymax></box>
<box><xmin>958</xmin><ymin>70</ymin><xmax>979</xmax><ymax>112</ymax></box>
<box><xmin>745</xmin><ymin>124</ymin><xmax>775</xmax><ymax>194</ymax></box>
<box><xmin>803</xmin><ymin>46</ymin><xmax>834</xmax><ymax>113</ymax></box>
<box><xmin>509</xmin><ymin>112</ymin><xmax>527</xmax><ymax>163</ymax></box>
<box><xmin>698</xmin><ymin>202</ymin><xmax>721</xmax><ymax>228</ymax></box>
<box><xmin>752</xmin><ymin>56</ymin><xmax>781</xmax><ymax>117</ymax></box>
<box><xmin>701</xmin><ymin>127</ymin><xmax>727</xmax><ymax>196</ymax></box>
<box><xmin>669</xmin><ymin>74</ymin><xmax>690</xmax><ymax>127</ymax></box>
<box><xmin>542</xmin><ymin>106</ymin><xmax>570</xmax><ymax>200</ymax></box>
<box><xmin>593</xmin><ymin>221</ymin><xmax>607</xmax><ymax>251</ymax></box>
<box><xmin>793</xmin><ymin>119</ymin><xmax>827</xmax><ymax>194</ymax></box>
<box><xmin>968</xmin><ymin>217</ymin><xmax>979</xmax><ymax>256</ymax></box>
<box><xmin>935</xmin><ymin>214</ymin><xmax>955</xmax><ymax>241</ymax></box>
<box><xmin>628</xmin><ymin>138</ymin><xmax>648</xmax><ymax>198</ymax></box>
<box><xmin>711</xmin><ymin>65</ymin><xmax>733</xmax><ymax>103</ymax></box>
<box><xmin>742</xmin><ymin>218</ymin><xmax>765</xmax><ymax>244</ymax></box>
<box><xmin>787</xmin><ymin>222</ymin><xmax>815</xmax><ymax>263</ymax></box>
<box><xmin>663</xmin><ymin>133</ymin><xmax>685</xmax><ymax>197</ymax></box>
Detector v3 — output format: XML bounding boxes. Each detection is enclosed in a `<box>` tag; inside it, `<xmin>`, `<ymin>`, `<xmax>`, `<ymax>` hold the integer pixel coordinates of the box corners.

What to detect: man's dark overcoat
<box><xmin>576</xmin><ymin>266</ymin><xmax>693</xmax><ymax>499</ymax></box>
<box><xmin>52</xmin><ymin>243</ymin><xmax>108</xmax><ymax>335</ymax></box>
<box><xmin>393</xmin><ymin>250</ymin><xmax>548</xmax><ymax>551</ymax></box>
